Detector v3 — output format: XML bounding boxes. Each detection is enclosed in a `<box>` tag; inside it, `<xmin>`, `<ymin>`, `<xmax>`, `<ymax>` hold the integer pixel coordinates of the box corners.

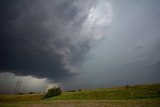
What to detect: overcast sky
<box><xmin>0</xmin><ymin>0</ymin><xmax>160</xmax><ymax>93</ymax></box>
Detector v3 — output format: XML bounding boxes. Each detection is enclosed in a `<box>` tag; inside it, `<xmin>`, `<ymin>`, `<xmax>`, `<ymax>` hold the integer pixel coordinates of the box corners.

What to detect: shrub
<box><xmin>66</xmin><ymin>90</ymin><xmax>76</xmax><ymax>92</ymax></box>
<box><xmin>70</xmin><ymin>90</ymin><xmax>76</xmax><ymax>92</ymax></box>
<box><xmin>44</xmin><ymin>87</ymin><xmax>62</xmax><ymax>98</ymax></box>
<box><xmin>18</xmin><ymin>92</ymin><xmax>24</xmax><ymax>94</ymax></box>
<box><xmin>28</xmin><ymin>92</ymin><xmax>34</xmax><ymax>94</ymax></box>
<box><xmin>125</xmin><ymin>85</ymin><xmax>130</xmax><ymax>89</ymax></box>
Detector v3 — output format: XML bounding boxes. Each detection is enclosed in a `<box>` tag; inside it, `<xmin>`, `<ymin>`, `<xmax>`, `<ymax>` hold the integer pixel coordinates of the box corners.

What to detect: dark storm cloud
<box><xmin>0</xmin><ymin>0</ymin><xmax>99</xmax><ymax>80</ymax></box>
<box><xmin>59</xmin><ymin>0</ymin><xmax>160</xmax><ymax>90</ymax></box>
<box><xmin>1</xmin><ymin>0</ymin><xmax>160</xmax><ymax>93</ymax></box>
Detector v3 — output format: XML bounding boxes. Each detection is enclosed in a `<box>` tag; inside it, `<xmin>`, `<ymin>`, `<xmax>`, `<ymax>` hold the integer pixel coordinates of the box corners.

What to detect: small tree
<box><xmin>44</xmin><ymin>87</ymin><xmax>62</xmax><ymax>98</ymax></box>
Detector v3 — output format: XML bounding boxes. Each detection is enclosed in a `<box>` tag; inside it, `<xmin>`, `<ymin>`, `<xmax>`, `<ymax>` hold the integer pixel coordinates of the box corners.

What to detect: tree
<box><xmin>44</xmin><ymin>87</ymin><xmax>62</xmax><ymax>98</ymax></box>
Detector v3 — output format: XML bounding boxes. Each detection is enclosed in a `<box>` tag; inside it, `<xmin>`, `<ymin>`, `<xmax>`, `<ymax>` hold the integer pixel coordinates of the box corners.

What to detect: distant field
<box><xmin>48</xmin><ymin>83</ymin><xmax>160</xmax><ymax>100</ymax></box>
<box><xmin>0</xmin><ymin>83</ymin><xmax>160</xmax><ymax>107</ymax></box>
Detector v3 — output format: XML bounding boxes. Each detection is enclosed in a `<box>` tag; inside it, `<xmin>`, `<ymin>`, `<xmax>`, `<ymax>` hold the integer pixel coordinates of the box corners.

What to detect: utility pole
<box><xmin>16</xmin><ymin>81</ymin><xmax>21</xmax><ymax>94</ymax></box>
<box><xmin>14</xmin><ymin>81</ymin><xmax>18</xmax><ymax>94</ymax></box>
<box><xmin>14</xmin><ymin>80</ymin><xmax>21</xmax><ymax>94</ymax></box>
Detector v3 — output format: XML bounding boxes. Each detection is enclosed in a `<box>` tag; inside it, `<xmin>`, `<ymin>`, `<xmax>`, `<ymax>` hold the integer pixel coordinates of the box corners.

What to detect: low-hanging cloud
<box><xmin>0</xmin><ymin>0</ymin><xmax>112</xmax><ymax>81</ymax></box>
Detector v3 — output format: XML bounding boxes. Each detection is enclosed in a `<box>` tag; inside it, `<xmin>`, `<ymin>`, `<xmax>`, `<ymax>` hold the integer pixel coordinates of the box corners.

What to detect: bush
<box><xmin>44</xmin><ymin>87</ymin><xmax>62</xmax><ymax>98</ymax></box>
<box><xmin>28</xmin><ymin>92</ymin><xmax>34</xmax><ymax>94</ymax></box>
<box><xmin>66</xmin><ymin>90</ymin><xmax>76</xmax><ymax>92</ymax></box>
<box><xmin>71</xmin><ymin>90</ymin><xmax>76</xmax><ymax>92</ymax></box>
<box><xmin>18</xmin><ymin>92</ymin><xmax>24</xmax><ymax>94</ymax></box>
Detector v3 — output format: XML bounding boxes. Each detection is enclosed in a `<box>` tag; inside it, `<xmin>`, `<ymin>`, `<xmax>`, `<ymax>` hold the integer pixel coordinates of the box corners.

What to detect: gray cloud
<box><xmin>0</xmin><ymin>0</ymin><xmax>111</xmax><ymax>81</ymax></box>
<box><xmin>0</xmin><ymin>72</ymin><xmax>48</xmax><ymax>93</ymax></box>
<box><xmin>60</xmin><ymin>0</ymin><xmax>160</xmax><ymax>90</ymax></box>
<box><xmin>1</xmin><ymin>0</ymin><xmax>159</xmax><ymax>93</ymax></box>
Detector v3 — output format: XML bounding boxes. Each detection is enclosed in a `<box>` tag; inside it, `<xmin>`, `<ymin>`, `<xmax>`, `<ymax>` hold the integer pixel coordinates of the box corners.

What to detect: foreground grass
<box><xmin>0</xmin><ymin>94</ymin><xmax>43</xmax><ymax>102</ymax></box>
<box><xmin>0</xmin><ymin>83</ymin><xmax>160</xmax><ymax>107</ymax></box>
<box><xmin>1</xmin><ymin>99</ymin><xmax>160</xmax><ymax>107</ymax></box>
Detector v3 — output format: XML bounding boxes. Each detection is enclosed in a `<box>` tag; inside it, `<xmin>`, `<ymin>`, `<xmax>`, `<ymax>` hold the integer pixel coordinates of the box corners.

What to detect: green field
<box><xmin>48</xmin><ymin>83</ymin><xmax>160</xmax><ymax>100</ymax></box>
<box><xmin>0</xmin><ymin>83</ymin><xmax>160</xmax><ymax>107</ymax></box>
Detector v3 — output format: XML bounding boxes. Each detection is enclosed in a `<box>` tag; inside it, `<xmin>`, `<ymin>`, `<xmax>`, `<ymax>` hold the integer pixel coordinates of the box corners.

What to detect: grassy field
<box><xmin>0</xmin><ymin>83</ymin><xmax>160</xmax><ymax>107</ymax></box>
<box><xmin>0</xmin><ymin>94</ymin><xmax>43</xmax><ymax>102</ymax></box>
<box><xmin>1</xmin><ymin>99</ymin><xmax>160</xmax><ymax>107</ymax></box>
<box><xmin>48</xmin><ymin>83</ymin><xmax>160</xmax><ymax>100</ymax></box>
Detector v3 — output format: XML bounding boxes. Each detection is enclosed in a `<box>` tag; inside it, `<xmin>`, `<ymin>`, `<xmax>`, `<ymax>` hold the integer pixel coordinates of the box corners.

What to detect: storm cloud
<box><xmin>61</xmin><ymin>0</ymin><xmax>160</xmax><ymax>90</ymax></box>
<box><xmin>0</xmin><ymin>0</ymin><xmax>112</xmax><ymax>80</ymax></box>
<box><xmin>0</xmin><ymin>0</ymin><xmax>160</xmax><ymax>93</ymax></box>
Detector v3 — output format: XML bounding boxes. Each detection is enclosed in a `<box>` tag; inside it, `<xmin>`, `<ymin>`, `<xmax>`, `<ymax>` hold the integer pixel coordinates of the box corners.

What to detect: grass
<box><xmin>0</xmin><ymin>94</ymin><xmax>43</xmax><ymax>102</ymax></box>
<box><xmin>0</xmin><ymin>99</ymin><xmax>160</xmax><ymax>107</ymax></box>
<box><xmin>46</xmin><ymin>83</ymin><xmax>160</xmax><ymax>100</ymax></box>
<box><xmin>0</xmin><ymin>83</ymin><xmax>160</xmax><ymax>107</ymax></box>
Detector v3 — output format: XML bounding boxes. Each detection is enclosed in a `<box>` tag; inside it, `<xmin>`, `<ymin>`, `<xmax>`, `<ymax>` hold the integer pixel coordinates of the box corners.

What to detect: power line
<box><xmin>14</xmin><ymin>80</ymin><xmax>21</xmax><ymax>94</ymax></box>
